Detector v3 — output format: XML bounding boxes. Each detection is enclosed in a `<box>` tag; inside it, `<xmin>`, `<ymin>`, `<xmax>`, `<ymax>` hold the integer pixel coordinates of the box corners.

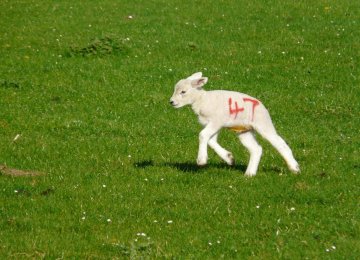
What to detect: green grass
<box><xmin>0</xmin><ymin>0</ymin><xmax>359</xmax><ymax>258</ymax></box>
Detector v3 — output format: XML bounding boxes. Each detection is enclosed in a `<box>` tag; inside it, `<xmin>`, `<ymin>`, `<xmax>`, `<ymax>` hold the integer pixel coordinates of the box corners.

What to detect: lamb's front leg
<box><xmin>197</xmin><ymin>123</ymin><xmax>221</xmax><ymax>166</ymax></box>
<box><xmin>208</xmin><ymin>133</ymin><xmax>235</xmax><ymax>166</ymax></box>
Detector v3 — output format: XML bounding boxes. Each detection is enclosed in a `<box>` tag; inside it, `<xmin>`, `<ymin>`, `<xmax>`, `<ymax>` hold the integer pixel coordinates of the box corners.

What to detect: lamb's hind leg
<box><xmin>208</xmin><ymin>133</ymin><xmax>234</xmax><ymax>166</ymax></box>
<box><xmin>255</xmin><ymin>119</ymin><xmax>300</xmax><ymax>173</ymax></box>
<box><xmin>238</xmin><ymin>131</ymin><xmax>263</xmax><ymax>177</ymax></box>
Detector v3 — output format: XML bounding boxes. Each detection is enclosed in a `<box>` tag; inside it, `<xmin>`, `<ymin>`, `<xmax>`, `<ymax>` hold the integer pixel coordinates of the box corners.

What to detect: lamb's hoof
<box><xmin>244</xmin><ymin>171</ymin><xmax>256</xmax><ymax>177</ymax></box>
<box><xmin>196</xmin><ymin>158</ymin><xmax>207</xmax><ymax>166</ymax></box>
<box><xmin>226</xmin><ymin>153</ymin><xmax>235</xmax><ymax>166</ymax></box>
<box><xmin>289</xmin><ymin>164</ymin><xmax>300</xmax><ymax>174</ymax></box>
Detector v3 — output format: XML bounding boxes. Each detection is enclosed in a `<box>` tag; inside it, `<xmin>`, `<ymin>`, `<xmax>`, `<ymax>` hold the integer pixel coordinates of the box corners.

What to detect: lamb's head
<box><xmin>169</xmin><ymin>72</ymin><xmax>208</xmax><ymax>108</ymax></box>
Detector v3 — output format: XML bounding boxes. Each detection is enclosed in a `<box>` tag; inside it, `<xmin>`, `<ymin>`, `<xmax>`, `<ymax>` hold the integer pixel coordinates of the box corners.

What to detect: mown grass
<box><xmin>0</xmin><ymin>0</ymin><xmax>359</xmax><ymax>258</ymax></box>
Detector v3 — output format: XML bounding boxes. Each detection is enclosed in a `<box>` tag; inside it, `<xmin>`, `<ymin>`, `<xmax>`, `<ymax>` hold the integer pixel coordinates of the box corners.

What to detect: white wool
<box><xmin>170</xmin><ymin>72</ymin><xmax>300</xmax><ymax>176</ymax></box>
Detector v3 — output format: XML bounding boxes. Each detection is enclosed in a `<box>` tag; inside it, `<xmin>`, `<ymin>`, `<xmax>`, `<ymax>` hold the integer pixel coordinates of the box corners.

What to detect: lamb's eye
<box><xmin>180</xmin><ymin>90</ymin><xmax>186</xmax><ymax>94</ymax></box>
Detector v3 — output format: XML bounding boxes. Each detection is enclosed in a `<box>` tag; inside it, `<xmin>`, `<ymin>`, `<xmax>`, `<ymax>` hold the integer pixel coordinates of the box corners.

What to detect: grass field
<box><xmin>1</xmin><ymin>0</ymin><xmax>359</xmax><ymax>258</ymax></box>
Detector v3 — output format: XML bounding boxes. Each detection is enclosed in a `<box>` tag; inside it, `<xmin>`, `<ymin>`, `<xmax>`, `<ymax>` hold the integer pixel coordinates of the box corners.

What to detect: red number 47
<box><xmin>228</xmin><ymin>97</ymin><xmax>259</xmax><ymax>121</ymax></box>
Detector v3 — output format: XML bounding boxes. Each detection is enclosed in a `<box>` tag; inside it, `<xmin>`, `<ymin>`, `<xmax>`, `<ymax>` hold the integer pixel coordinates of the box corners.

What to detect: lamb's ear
<box><xmin>187</xmin><ymin>72</ymin><xmax>202</xmax><ymax>80</ymax></box>
<box><xmin>191</xmin><ymin>77</ymin><xmax>208</xmax><ymax>88</ymax></box>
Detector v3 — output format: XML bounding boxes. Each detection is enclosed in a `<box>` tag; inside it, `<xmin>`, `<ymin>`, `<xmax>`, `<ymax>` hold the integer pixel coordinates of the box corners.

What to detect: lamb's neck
<box><xmin>191</xmin><ymin>89</ymin><xmax>207</xmax><ymax>115</ymax></box>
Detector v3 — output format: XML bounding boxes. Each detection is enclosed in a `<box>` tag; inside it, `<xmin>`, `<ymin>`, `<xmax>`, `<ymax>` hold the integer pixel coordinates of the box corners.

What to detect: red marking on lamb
<box><xmin>228</xmin><ymin>98</ymin><xmax>244</xmax><ymax>119</ymax></box>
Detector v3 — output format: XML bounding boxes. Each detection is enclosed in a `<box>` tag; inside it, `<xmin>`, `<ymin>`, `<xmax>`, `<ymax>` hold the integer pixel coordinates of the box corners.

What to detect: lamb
<box><xmin>169</xmin><ymin>72</ymin><xmax>300</xmax><ymax>176</ymax></box>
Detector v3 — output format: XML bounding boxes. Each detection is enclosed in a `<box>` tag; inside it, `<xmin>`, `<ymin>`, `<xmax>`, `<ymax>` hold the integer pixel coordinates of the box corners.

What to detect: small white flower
<box><xmin>82</xmin><ymin>216</ymin><xmax>86</xmax><ymax>220</ymax></box>
<box><xmin>153</xmin><ymin>220</ymin><xmax>158</xmax><ymax>223</ymax></box>
<box><xmin>290</xmin><ymin>207</ymin><xmax>296</xmax><ymax>211</ymax></box>
<box><xmin>128</xmin><ymin>15</ymin><xmax>133</xmax><ymax>19</ymax></box>
<box><xmin>102</xmin><ymin>184</ymin><xmax>106</xmax><ymax>188</ymax></box>
<box><xmin>14</xmin><ymin>190</ymin><xmax>18</xmax><ymax>193</ymax></box>
<box><xmin>13</xmin><ymin>134</ymin><xmax>21</xmax><ymax>141</ymax></box>
<box><xmin>107</xmin><ymin>219</ymin><xmax>111</xmax><ymax>223</ymax></box>
<box><xmin>208</xmin><ymin>242</ymin><xmax>212</xmax><ymax>246</ymax></box>
<box><xmin>256</xmin><ymin>205</ymin><xmax>260</xmax><ymax>209</ymax></box>
<box><xmin>167</xmin><ymin>220</ymin><xmax>173</xmax><ymax>224</ymax></box>
<box><xmin>217</xmin><ymin>240</ymin><xmax>221</xmax><ymax>244</ymax></box>
<box><xmin>332</xmin><ymin>245</ymin><xmax>336</xmax><ymax>250</ymax></box>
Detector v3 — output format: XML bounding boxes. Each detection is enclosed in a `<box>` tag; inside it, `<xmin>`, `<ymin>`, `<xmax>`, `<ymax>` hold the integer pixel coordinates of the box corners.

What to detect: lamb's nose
<box><xmin>169</xmin><ymin>100</ymin><xmax>174</xmax><ymax>106</ymax></box>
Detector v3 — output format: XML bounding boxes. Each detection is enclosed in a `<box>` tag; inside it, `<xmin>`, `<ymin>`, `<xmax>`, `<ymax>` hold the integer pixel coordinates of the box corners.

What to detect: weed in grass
<box><xmin>0</xmin><ymin>80</ymin><xmax>20</xmax><ymax>89</ymax></box>
<box><xmin>103</xmin><ymin>236</ymin><xmax>154</xmax><ymax>259</ymax></box>
<box><xmin>65</xmin><ymin>36</ymin><xmax>129</xmax><ymax>57</ymax></box>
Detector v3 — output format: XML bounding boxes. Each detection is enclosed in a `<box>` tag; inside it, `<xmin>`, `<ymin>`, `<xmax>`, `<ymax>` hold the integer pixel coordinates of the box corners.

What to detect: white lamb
<box><xmin>169</xmin><ymin>72</ymin><xmax>300</xmax><ymax>176</ymax></box>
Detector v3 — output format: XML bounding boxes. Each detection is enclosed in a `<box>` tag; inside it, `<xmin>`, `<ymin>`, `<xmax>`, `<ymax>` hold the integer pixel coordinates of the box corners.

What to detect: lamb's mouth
<box><xmin>169</xmin><ymin>100</ymin><xmax>179</xmax><ymax>107</ymax></box>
